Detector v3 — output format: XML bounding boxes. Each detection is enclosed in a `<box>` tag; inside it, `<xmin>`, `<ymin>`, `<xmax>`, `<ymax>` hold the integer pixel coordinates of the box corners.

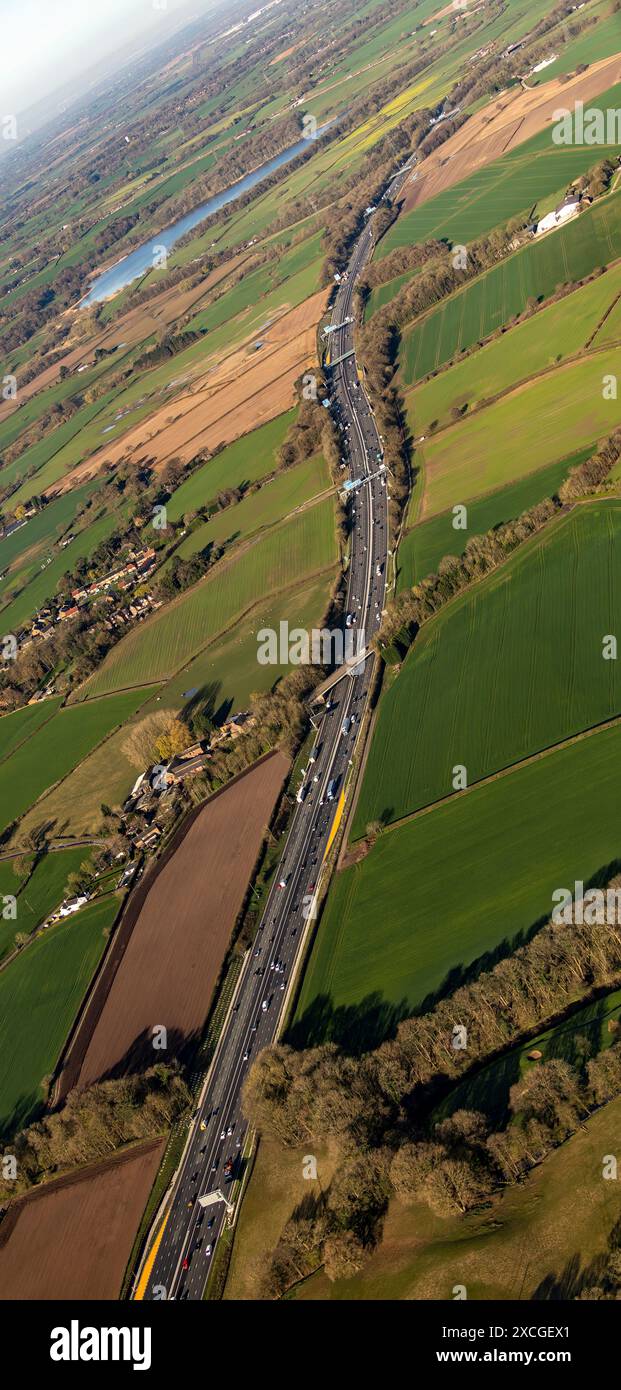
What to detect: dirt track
<box><xmin>0</xmin><ymin>1138</ymin><xmax>164</xmax><ymax>1300</ymax></box>
<box><xmin>59</xmin><ymin>750</ymin><xmax>289</xmax><ymax>1095</ymax></box>
<box><xmin>400</xmin><ymin>51</ymin><xmax>621</xmax><ymax>216</ymax></box>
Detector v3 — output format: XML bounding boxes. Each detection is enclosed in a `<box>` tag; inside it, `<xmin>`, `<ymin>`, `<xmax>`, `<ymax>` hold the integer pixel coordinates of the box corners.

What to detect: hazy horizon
<box><xmin>0</xmin><ymin>0</ymin><xmax>224</xmax><ymax>120</ymax></box>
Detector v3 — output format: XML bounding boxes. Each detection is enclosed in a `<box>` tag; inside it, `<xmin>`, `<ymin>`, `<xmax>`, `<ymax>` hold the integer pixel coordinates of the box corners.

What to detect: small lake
<box><xmin>81</xmin><ymin>127</ymin><xmax>328</xmax><ymax>306</ymax></box>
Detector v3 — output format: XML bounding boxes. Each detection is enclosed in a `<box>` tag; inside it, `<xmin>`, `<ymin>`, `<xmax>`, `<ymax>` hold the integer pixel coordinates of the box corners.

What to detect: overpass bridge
<box><xmin>310</xmin><ymin>646</ymin><xmax>372</xmax><ymax>703</ymax></box>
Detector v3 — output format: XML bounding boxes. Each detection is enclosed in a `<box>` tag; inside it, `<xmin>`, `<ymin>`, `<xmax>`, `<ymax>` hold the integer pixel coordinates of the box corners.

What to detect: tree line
<box><xmin>0</xmin><ymin>1064</ymin><xmax>189</xmax><ymax>1199</ymax></box>
<box><xmin>375</xmin><ymin>429</ymin><xmax>621</xmax><ymax>662</ymax></box>
<box><xmin>243</xmin><ymin>868</ymin><xmax>621</xmax><ymax>1293</ymax></box>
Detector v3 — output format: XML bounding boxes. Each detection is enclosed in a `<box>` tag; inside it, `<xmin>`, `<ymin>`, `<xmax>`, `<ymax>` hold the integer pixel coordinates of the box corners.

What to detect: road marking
<box><xmin>323</xmin><ymin>790</ymin><xmax>346</xmax><ymax>860</ymax></box>
<box><xmin>134</xmin><ymin>1210</ymin><xmax>170</xmax><ymax>1300</ymax></box>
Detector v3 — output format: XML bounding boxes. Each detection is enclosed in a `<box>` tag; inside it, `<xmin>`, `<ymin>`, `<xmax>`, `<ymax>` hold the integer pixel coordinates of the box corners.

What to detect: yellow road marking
<box><xmin>134</xmin><ymin>1210</ymin><xmax>170</xmax><ymax>1300</ymax></box>
<box><xmin>323</xmin><ymin>790</ymin><xmax>346</xmax><ymax>861</ymax></box>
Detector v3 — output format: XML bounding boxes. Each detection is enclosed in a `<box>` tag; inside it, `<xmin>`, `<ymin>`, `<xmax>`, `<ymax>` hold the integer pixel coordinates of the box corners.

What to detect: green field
<box><xmin>170</xmin><ymin>454</ymin><xmax>330</xmax><ymax>562</ymax></box>
<box><xmin>0</xmin><ymin>483</ymin><xmax>96</xmax><ymax>604</ymax></box>
<box><xmin>185</xmin><ymin>231</ymin><xmax>325</xmax><ymax>335</ymax></box>
<box><xmin>366</xmin><ymin>268</ymin><xmax>419</xmax><ymax>319</ymax></box>
<box><xmin>165</xmin><ymin>410</ymin><xmax>296</xmax><ymax>522</ymax></box>
<box><xmin>159</xmin><ymin>570</ymin><xmax>336</xmax><ymax>714</ymax></box>
<box><xmin>0</xmin><ymin>507</ymin><xmax>122</xmax><ymax>635</ymax></box>
<box><xmin>406</xmin><ymin>264</ymin><xmax>621</xmax><ymax>435</ymax></box>
<box><xmin>592</xmin><ymin>287</ymin><xmax>621</xmax><ymax>346</ymax></box>
<box><xmin>0</xmin><ymin>689</ymin><xmax>151</xmax><ymax>837</ymax></box>
<box><xmin>84</xmin><ymin>500</ymin><xmax>338</xmax><ymax>697</ymax></box>
<box><xmin>0</xmin><ymin>894</ymin><xmax>119</xmax><ymax>1137</ymax></box>
<box><xmin>295</xmin><ymin>721</ymin><xmax>621</xmax><ymax>1039</ymax></box>
<box><xmin>0</xmin><ymin>698</ymin><xmax>61</xmax><ymax>763</ymax></box>
<box><xmin>17</xmin><ymin>571</ymin><xmax>336</xmax><ymax>836</ymax></box>
<box><xmin>0</xmin><ymin>846</ymin><xmax>92</xmax><ymax>962</ymax></box>
<box><xmin>398</xmin><ymin>192</ymin><xmax>621</xmax><ymax>386</ymax></box>
<box><xmin>3</xmin><ymin>388</ymin><xmax>124</xmax><ymax>505</ymax></box>
<box><xmin>396</xmin><ymin>453</ymin><xmax>580</xmax><ymax>590</ymax></box>
<box><xmin>418</xmin><ymin>349</ymin><xmax>617</xmax><ymax>518</ymax></box>
<box><xmin>380</xmin><ymin>85</ymin><xmax>621</xmax><ymax>258</ymax></box>
<box><xmin>356</xmin><ymin>502</ymin><xmax>621</xmax><ymax>831</ymax></box>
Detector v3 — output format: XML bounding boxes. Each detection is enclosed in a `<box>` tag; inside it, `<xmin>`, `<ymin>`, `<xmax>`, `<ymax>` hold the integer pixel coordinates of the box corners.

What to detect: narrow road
<box><xmin>142</xmin><ymin>161</ymin><xmax>412</xmax><ymax>1302</ymax></box>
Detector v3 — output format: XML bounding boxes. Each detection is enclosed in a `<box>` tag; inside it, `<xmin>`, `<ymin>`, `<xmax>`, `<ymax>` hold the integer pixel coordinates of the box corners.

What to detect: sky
<box><xmin>0</xmin><ymin>0</ymin><xmax>216</xmax><ymax>117</ymax></box>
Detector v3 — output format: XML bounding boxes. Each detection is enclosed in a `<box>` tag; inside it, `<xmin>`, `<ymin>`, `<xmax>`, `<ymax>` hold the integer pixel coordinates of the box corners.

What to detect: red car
<box><xmin>182</xmin><ymin>1257</ymin><xmax>189</xmax><ymax>1270</ymax></box>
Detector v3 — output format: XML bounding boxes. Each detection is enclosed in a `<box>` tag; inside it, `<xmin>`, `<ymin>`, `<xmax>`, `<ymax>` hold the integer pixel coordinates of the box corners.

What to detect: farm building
<box><xmin>536</xmin><ymin>195</ymin><xmax>580</xmax><ymax>236</ymax></box>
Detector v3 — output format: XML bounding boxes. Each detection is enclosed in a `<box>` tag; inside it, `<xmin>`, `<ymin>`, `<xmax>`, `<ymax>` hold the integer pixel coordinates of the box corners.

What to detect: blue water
<box><xmin>82</xmin><ymin>130</ymin><xmax>326</xmax><ymax>306</ymax></box>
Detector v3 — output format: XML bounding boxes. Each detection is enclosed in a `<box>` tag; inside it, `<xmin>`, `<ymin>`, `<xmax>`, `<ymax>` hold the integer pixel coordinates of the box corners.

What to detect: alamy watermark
<box><xmin>552</xmin><ymin>880</ymin><xmax>621</xmax><ymax>926</ymax></box>
<box><xmin>257</xmin><ymin>622</ymin><xmax>366</xmax><ymax>667</ymax></box>
<box><xmin>552</xmin><ymin>101</ymin><xmax>621</xmax><ymax>146</ymax></box>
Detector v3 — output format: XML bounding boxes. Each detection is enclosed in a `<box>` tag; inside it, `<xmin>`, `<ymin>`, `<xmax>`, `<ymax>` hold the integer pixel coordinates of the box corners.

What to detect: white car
<box><xmin>205</xmin><ymin>1244</ymin><xmax>212</xmax><ymax>1258</ymax></box>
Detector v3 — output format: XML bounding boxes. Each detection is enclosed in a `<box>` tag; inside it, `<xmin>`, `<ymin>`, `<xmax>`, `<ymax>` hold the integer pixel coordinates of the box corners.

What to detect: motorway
<box><xmin>142</xmin><ymin>163</ymin><xmax>411</xmax><ymax>1302</ymax></box>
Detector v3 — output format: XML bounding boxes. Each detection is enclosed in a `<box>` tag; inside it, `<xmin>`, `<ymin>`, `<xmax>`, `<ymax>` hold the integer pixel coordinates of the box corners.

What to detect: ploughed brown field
<box><xmin>399</xmin><ymin>51</ymin><xmax>621</xmax><ymax>216</ymax></box>
<box><xmin>49</xmin><ymin>289</ymin><xmax>329</xmax><ymax>497</ymax></box>
<box><xmin>0</xmin><ymin>252</ymin><xmax>250</xmax><ymax>420</ymax></box>
<box><xmin>59</xmin><ymin>750</ymin><xmax>290</xmax><ymax>1095</ymax></box>
<box><xmin>0</xmin><ymin>1138</ymin><xmax>164</xmax><ymax>1300</ymax></box>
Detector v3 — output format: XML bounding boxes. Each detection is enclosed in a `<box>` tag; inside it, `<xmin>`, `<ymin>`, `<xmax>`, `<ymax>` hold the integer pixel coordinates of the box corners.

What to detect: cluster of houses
<box><xmin>124</xmin><ymin>710</ymin><xmax>258</xmax><ymax>823</ymax></box>
<box><xmin>0</xmin><ymin>502</ymin><xmax>39</xmax><ymax>545</ymax></box>
<box><xmin>59</xmin><ymin>545</ymin><xmax>157</xmax><ymax>620</ymax></box>
<box><xmin>14</xmin><ymin>546</ymin><xmax>160</xmax><ymax>654</ymax></box>
<box><xmin>100</xmin><ymin>591</ymin><xmax>163</xmax><ymax>635</ymax></box>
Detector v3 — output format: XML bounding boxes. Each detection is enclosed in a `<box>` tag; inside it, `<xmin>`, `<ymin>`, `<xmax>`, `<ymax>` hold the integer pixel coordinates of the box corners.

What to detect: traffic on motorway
<box><xmin>142</xmin><ymin>164</ymin><xmax>411</xmax><ymax>1302</ymax></box>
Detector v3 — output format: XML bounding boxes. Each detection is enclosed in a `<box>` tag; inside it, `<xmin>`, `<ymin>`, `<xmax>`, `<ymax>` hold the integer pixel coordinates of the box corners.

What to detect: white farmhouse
<box><xmin>535</xmin><ymin>195</ymin><xmax>580</xmax><ymax>236</ymax></box>
<box><xmin>58</xmin><ymin>894</ymin><xmax>89</xmax><ymax>917</ymax></box>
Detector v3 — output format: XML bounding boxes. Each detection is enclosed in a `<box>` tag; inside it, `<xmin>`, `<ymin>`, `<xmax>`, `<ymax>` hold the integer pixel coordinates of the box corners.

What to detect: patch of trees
<box><xmin>255</xmin><ymin>1043</ymin><xmax>621</xmax><ymax>1295</ymax></box>
<box><xmin>0</xmin><ymin>1064</ymin><xmax>190</xmax><ymax>1198</ymax></box>
<box><xmin>133</xmin><ymin>328</ymin><xmax>202</xmax><ymax>371</ymax></box>
<box><xmin>93</xmin><ymin>214</ymin><xmax>139</xmax><ymax>255</ymax></box>
<box><xmin>278</xmin><ymin>392</ymin><xmax>330</xmax><ymax>470</ymax></box>
<box><xmin>363</xmin><ymin>217</ymin><xmax>529</xmax><ymax>346</ymax></box>
<box><xmin>356</xmin><ymin>316</ymin><xmax>412</xmax><ymax>543</ymax></box>
<box><xmin>356</xmin><ymin>239</ymin><xmax>445</xmax><ymax>301</ymax></box>
<box><xmin>416</xmin><ymin>112</ymin><xmax>469</xmax><ymax>161</ymax></box>
<box><xmin>559</xmin><ymin>428</ymin><xmax>621</xmax><ymax>501</ymax></box>
<box><xmin>244</xmin><ymin>870</ymin><xmax>621</xmax><ymax>1293</ymax></box>
<box><xmin>156</xmin><ymin>546</ymin><xmax>220</xmax><ymax>599</ymax></box>
<box><xmin>576</xmin><ymin>156</ymin><xmax>618</xmax><ymax>202</ymax></box>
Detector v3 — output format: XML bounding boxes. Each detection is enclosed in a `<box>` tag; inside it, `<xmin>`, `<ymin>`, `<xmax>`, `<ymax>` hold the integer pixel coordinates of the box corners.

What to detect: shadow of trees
<box><xmin>286</xmin><ymin>991</ymin><xmax>410</xmax><ymax>1054</ymax></box>
<box><xmin>533</xmin><ymin>1215</ymin><xmax>621</xmax><ymax>1300</ymax></box>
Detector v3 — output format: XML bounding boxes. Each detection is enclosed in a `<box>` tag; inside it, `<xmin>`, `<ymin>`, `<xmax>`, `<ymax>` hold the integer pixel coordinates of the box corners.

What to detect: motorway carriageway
<box><xmin>142</xmin><ymin>162</ymin><xmax>411</xmax><ymax>1302</ymax></box>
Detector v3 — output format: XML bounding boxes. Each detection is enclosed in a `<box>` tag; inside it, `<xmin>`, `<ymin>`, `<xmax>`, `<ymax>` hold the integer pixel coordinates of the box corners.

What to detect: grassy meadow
<box><xmin>295</xmin><ymin>721</ymin><xmax>621</xmax><ymax>1038</ymax></box>
<box><xmin>84</xmin><ymin>499</ymin><xmax>338</xmax><ymax>697</ymax></box>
